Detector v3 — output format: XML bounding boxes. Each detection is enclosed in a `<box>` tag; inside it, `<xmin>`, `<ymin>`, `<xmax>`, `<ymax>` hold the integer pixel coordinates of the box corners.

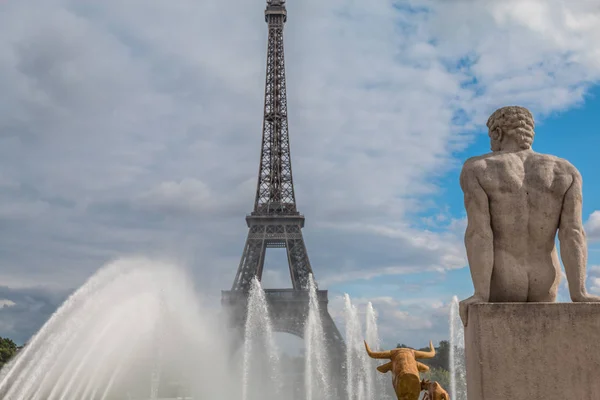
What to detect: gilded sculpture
<box><xmin>364</xmin><ymin>341</ymin><xmax>450</xmax><ymax>400</ymax></box>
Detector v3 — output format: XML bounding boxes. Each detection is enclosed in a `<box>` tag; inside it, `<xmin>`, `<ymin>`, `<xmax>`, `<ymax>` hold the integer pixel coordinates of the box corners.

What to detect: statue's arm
<box><xmin>558</xmin><ymin>170</ymin><xmax>589</xmax><ymax>301</ymax></box>
<box><xmin>460</xmin><ymin>162</ymin><xmax>494</xmax><ymax>301</ymax></box>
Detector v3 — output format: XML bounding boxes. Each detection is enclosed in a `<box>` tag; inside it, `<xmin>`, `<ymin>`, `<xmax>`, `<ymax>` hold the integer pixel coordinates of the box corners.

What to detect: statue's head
<box><xmin>486</xmin><ymin>106</ymin><xmax>535</xmax><ymax>152</ymax></box>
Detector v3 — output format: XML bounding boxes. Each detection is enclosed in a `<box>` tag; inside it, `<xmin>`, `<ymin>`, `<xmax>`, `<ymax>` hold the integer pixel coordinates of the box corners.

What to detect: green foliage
<box><xmin>396</xmin><ymin>340</ymin><xmax>451</xmax><ymax>371</ymax></box>
<box><xmin>423</xmin><ymin>367</ymin><xmax>451</xmax><ymax>390</ymax></box>
<box><xmin>427</xmin><ymin>340</ymin><xmax>450</xmax><ymax>371</ymax></box>
<box><xmin>0</xmin><ymin>337</ymin><xmax>18</xmax><ymax>370</ymax></box>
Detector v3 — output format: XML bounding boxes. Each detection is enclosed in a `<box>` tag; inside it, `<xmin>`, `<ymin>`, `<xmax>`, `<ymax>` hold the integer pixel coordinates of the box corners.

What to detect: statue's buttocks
<box><xmin>459</xmin><ymin>106</ymin><xmax>600</xmax><ymax>325</ymax></box>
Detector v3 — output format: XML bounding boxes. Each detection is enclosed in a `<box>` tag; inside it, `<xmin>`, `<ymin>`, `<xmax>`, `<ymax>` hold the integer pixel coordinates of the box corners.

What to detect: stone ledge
<box><xmin>465</xmin><ymin>302</ymin><xmax>600</xmax><ymax>400</ymax></box>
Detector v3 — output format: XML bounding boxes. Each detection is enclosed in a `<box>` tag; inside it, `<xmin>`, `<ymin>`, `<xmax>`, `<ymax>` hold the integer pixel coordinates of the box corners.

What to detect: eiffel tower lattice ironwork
<box><xmin>221</xmin><ymin>0</ymin><xmax>345</xmax><ymax>390</ymax></box>
<box><xmin>228</xmin><ymin>0</ymin><xmax>313</xmax><ymax>293</ymax></box>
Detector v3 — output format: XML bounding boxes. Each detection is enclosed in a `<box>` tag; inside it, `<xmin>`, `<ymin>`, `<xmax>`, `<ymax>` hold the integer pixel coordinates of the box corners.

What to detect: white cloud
<box><xmin>585</xmin><ymin>211</ymin><xmax>600</xmax><ymax>241</ymax></box>
<box><xmin>1</xmin><ymin>0</ymin><xmax>600</xmax><ymax>342</ymax></box>
<box><xmin>0</xmin><ymin>299</ymin><xmax>16</xmax><ymax>308</ymax></box>
<box><xmin>137</xmin><ymin>179</ymin><xmax>216</xmax><ymax>215</ymax></box>
<box><xmin>0</xmin><ymin>286</ymin><xmax>70</xmax><ymax>344</ymax></box>
<box><xmin>318</xmin><ymin>217</ymin><xmax>466</xmax><ymax>285</ymax></box>
<box><xmin>587</xmin><ymin>265</ymin><xmax>600</xmax><ymax>295</ymax></box>
<box><xmin>556</xmin><ymin>268</ymin><xmax>570</xmax><ymax>301</ymax></box>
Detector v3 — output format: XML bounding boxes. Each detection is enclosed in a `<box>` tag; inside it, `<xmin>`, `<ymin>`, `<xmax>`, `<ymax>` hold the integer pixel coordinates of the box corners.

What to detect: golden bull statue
<box><xmin>364</xmin><ymin>341</ymin><xmax>450</xmax><ymax>400</ymax></box>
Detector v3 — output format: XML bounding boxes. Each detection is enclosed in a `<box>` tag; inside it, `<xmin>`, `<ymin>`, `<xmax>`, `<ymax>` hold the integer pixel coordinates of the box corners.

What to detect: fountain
<box><xmin>343</xmin><ymin>294</ymin><xmax>359</xmax><ymax>400</ymax></box>
<box><xmin>0</xmin><ymin>257</ymin><xmax>396</xmax><ymax>400</ymax></box>
<box><xmin>342</xmin><ymin>295</ymin><xmax>389</xmax><ymax>400</ymax></box>
<box><xmin>304</xmin><ymin>274</ymin><xmax>331</xmax><ymax>400</ymax></box>
<box><xmin>0</xmin><ymin>258</ymin><xmax>243</xmax><ymax>400</ymax></box>
<box><xmin>242</xmin><ymin>277</ymin><xmax>282</xmax><ymax>400</ymax></box>
<box><xmin>149</xmin><ymin>292</ymin><xmax>166</xmax><ymax>400</ymax></box>
<box><xmin>365</xmin><ymin>302</ymin><xmax>389</xmax><ymax>399</ymax></box>
<box><xmin>449</xmin><ymin>296</ymin><xmax>466</xmax><ymax>400</ymax></box>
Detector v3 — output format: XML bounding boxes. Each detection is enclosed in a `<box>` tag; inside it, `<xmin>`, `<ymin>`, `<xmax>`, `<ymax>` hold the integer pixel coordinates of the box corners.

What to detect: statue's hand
<box><xmin>572</xmin><ymin>292</ymin><xmax>600</xmax><ymax>302</ymax></box>
<box><xmin>459</xmin><ymin>295</ymin><xmax>487</xmax><ymax>327</ymax></box>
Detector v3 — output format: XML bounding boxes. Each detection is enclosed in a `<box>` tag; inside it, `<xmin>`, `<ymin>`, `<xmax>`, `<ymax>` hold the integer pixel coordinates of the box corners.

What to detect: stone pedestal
<box><xmin>465</xmin><ymin>303</ymin><xmax>600</xmax><ymax>400</ymax></box>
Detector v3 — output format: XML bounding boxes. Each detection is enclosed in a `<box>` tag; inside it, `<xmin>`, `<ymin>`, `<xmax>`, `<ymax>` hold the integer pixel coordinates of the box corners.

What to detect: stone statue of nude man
<box><xmin>459</xmin><ymin>105</ymin><xmax>600</xmax><ymax>325</ymax></box>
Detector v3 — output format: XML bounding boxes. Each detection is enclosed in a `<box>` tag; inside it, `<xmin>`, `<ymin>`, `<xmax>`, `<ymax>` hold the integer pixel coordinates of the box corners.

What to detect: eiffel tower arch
<box><xmin>221</xmin><ymin>0</ymin><xmax>346</xmax><ymax>395</ymax></box>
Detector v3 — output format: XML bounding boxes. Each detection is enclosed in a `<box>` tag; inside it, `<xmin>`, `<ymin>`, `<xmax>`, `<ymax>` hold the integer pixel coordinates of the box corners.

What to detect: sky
<box><xmin>1</xmin><ymin>0</ymin><xmax>600</xmax><ymax>350</ymax></box>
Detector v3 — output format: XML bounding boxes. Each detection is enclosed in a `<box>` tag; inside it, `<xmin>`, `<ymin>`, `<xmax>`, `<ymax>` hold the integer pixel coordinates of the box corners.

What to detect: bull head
<box><xmin>364</xmin><ymin>341</ymin><xmax>435</xmax><ymax>400</ymax></box>
<box><xmin>421</xmin><ymin>379</ymin><xmax>450</xmax><ymax>400</ymax></box>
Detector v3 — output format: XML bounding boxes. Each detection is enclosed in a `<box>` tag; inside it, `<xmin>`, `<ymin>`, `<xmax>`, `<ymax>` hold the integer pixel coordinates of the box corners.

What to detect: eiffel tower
<box><xmin>221</xmin><ymin>0</ymin><xmax>345</xmax><ymax>391</ymax></box>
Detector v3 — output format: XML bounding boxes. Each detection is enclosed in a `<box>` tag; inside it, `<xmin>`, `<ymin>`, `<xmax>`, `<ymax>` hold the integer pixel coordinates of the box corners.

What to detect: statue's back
<box><xmin>472</xmin><ymin>150</ymin><xmax>573</xmax><ymax>256</ymax></box>
<box><xmin>460</xmin><ymin>105</ymin><xmax>600</xmax><ymax>323</ymax></box>
<box><xmin>464</xmin><ymin>150</ymin><xmax>577</xmax><ymax>302</ymax></box>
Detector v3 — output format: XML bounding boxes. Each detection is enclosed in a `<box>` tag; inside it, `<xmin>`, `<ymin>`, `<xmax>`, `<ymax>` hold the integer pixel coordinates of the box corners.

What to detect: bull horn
<box><xmin>364</xmin><ymin>341</ymin><xmax>391</xmax><ymax>359</ymax></box>
<box><xmin>414</xmin><ymin>341</ymin><xmax>435</xmax><ymax>359</ymax></box>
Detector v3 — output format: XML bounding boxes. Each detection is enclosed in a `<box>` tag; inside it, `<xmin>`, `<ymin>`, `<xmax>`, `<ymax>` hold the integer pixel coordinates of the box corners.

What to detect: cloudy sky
<box><xmin>1</xmin><ymin>0</ymin><xmax>600</xmax><ymax>349</ymax></box>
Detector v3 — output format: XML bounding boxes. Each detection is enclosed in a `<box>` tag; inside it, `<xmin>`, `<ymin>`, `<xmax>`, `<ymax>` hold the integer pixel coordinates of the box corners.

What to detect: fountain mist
<box><xmin>0</xmin><ymin>258</ymin><xmax>392</xmax><ymax>400</ymax></box>
<box><xmin>343</xmin><ymin>294</ymin><xmax>384</xmax><ymax>400</ymax></box>
<box><xmin>365</xmin><ymin>302</ymin><xmax>389</xmax><ymax>399</ymax></box>
<box><xmin>344</xmin><ymin>295</ymin><xmax>358</xmax><ymax>400</ymax></box>
<box><xmin>0</xmin><ymin>258</ymin><xmax>276</xmax><ymax>400</ymax></box>
<box><xmin>450</xmin><ymin>296</ymin><xmax>467</xmax><ymax>400</ymax></box>
<box><xmin>305</xmin><ymin>274</ymin><xmax>331</xmax><ymax>400</ymax></box>
<box><xmin>149</xmin><ymin>293</ymin><xmax>166</xmax><ymax>400</ymax></box>
<box><xmin>243</xmin><ymin>277</ymin><xmax>282</xmax><ymax>400</ymax></box>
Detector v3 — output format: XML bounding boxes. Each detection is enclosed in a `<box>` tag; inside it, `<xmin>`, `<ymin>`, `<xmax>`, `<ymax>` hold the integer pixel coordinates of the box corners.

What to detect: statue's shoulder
<box><xmin>460</xmin><ymin>154</ymin><xmax>493</xmax><ymax>188</ymax></box>
<box><xmin>462</xmin><ymin>153</ymin><xmax>494</xmax><ymax>173</ymax></box>
<box><xmin>529</xmin><ymin>152</ymin><xmax>579</xmax><ymax>176</ymax></box>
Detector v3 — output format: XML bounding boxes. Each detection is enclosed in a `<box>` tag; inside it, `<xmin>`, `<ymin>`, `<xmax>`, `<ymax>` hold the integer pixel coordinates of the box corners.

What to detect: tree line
<box><xmin>0</xmin><ymin>337</ymin><xmax>19</xmax><ymax>370</ymax></box>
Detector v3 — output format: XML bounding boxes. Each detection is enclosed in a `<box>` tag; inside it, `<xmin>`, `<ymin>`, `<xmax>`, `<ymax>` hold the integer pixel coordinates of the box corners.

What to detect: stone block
<box><xmin>465</xmin><ymin>302</ymin><xmax>600</xmax><ymax>400</ymax></box>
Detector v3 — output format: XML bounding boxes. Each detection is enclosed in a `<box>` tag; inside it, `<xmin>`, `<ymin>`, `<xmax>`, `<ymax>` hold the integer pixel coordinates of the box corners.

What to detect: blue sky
<box><xmin>425</xmin><ymin>85</ymin><xmax>600</xmax><ymax>300</ymax></box>
<box><xmin>319</xmin><ymin>84</ymin><xmax>600</xmax><ymax>347</ymax></box>
<box><xmin>1</xmin><ymin>0</ymin><xmax>600</xmax><ymax>350</ymax></box>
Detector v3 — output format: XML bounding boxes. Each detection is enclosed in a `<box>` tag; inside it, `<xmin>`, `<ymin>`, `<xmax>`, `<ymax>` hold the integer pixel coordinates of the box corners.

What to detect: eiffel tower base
<box><xmin>222</xmin><ymin>289</ymin><xmax>347</xmax><ymax>399</ymax></box>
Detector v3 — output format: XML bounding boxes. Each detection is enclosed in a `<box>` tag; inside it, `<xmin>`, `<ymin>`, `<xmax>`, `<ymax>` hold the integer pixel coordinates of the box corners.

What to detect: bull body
<box><xmin>364</xmin><ymin>341</ymin><xmax>436</xmax><ymax>400</ymax></box>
